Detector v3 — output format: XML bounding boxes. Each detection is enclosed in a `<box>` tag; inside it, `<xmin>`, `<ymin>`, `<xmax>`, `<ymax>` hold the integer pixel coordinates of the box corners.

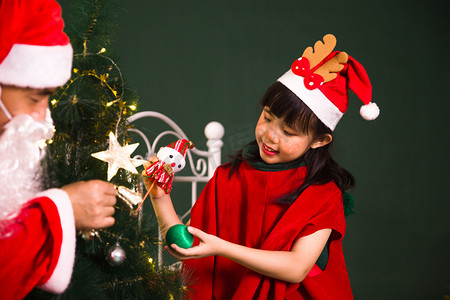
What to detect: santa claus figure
<box><xmin>0</xmin><ymin>1</ymin><xmax>117</xmax><ymax>298</ymax></box>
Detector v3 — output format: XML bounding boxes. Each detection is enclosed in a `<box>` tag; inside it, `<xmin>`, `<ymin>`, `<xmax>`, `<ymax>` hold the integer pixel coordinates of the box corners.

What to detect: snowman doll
<box><xmin>145</xmin><ymin>139</ymin><xmax>194</xmax><ymax>194</ymax></box>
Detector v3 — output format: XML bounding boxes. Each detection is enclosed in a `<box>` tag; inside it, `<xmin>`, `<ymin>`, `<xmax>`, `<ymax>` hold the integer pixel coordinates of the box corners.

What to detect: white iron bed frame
<box><xmin>128</xmin><ymin>111</ymin><xmax>224</xmax><ymax>266</ymax></box>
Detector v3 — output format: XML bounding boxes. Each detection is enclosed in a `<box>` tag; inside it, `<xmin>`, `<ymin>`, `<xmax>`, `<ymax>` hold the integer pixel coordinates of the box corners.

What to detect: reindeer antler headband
<box><xmin>277</xmin><ymin>34</ymin><xmax>379</xmax><ymax>130</ymax></box>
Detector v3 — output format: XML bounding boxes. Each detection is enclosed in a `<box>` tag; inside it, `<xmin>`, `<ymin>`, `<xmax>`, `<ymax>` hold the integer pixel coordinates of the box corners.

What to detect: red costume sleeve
<box><xmin>183</xmin><ymin>162</ymin><xmax>353</xmax><ymax>300</ymax></box>
<box><xmin>0</xmin><ymin>189</ymin><xmax>76</xmax><ymax>299</ymax></box>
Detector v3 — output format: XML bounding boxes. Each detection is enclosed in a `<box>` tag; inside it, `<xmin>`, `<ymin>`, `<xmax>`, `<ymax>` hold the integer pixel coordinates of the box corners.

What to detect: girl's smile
<box><xmin>262</xmin><ymin>143</ymin><xmax>279</xmax><ymax>156</ymax></box>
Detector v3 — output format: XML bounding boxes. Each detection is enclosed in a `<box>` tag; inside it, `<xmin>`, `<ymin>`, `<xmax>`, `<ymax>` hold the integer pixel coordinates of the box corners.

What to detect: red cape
<box><xmin>183</xmin><ymin>161</ymin><xmax>353</xmax><ymax>299</ymax></box>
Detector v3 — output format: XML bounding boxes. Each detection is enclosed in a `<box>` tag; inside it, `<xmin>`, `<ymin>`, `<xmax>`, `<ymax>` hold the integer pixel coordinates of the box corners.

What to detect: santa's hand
<box><xmin>62</xmin><ymin>180</ymin><xmax>117</xmax><ymax>230</ymax></box>
<box><xmin>165</xmin><ymin>226</ymin><xmax>222</xmax><ymax>260</ymax></box>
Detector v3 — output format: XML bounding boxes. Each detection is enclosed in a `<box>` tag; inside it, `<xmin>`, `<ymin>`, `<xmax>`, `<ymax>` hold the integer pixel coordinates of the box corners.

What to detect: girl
<box><xmin>145</xmin><ymin>34</ymin><xmax>379</xmax><ymax>299</ymax></box>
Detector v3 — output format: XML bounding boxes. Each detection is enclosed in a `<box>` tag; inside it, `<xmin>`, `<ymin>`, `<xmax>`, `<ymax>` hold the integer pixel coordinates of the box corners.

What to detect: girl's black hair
<box><xmin>229</xmin><ymin>82</ymin><xmax>355</xmax><ymax>204</ymax></box>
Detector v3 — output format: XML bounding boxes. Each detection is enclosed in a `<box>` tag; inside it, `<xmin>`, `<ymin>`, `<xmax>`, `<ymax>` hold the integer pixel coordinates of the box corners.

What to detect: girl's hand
<box><xmin>142</xmin><ymin>157</ymin><xmax>167</xmax><ymax>200</ymax></box>
<box><xmin>165</xmin><ymin>226</ymin><xmax>223</xmax><ymax>260</ymax></box>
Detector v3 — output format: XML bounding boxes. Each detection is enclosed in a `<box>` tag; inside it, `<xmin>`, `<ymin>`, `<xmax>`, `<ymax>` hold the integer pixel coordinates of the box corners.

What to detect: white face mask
<box><xmin>0</xmin><ymin>85</ymin><xmax>54</xmax><ymax>144</ymax></box>
<box><xmin>0</xmin><ymin>85</ymin><xmax>13</xmax><ymax>120</ymax></box>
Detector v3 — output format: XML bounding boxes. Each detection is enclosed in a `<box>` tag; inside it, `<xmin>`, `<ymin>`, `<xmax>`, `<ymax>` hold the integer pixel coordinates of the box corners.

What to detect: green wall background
<box><xmin>62</xmin><ymin>0</ymin><xmax>449</xmax><ymax>299</ymax></box>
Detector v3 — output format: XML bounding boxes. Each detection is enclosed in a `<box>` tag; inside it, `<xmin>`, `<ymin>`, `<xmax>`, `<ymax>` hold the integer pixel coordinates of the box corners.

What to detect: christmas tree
<box><xmin>26</xmin><ymin>0</ymin><xmax>187</xmax><ymax>299</ymax></box>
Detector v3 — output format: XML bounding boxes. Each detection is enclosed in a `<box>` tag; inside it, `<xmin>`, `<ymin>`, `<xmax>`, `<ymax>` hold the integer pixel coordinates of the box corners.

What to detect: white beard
<box><xmin>0</xmin><ymin>111</ymin><xmax>54</xmax><ymax>234</ymax></box>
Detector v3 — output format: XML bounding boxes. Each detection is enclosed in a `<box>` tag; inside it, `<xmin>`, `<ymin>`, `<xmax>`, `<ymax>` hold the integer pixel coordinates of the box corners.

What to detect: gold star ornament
<box><xmin>91</xmin><ymin>132</ymin><xmax>144</xmax><ymax>181</ymax></box>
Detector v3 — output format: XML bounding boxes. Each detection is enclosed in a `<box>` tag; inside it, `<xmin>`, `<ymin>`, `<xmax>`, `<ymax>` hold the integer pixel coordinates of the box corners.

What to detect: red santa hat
<box><xmin>277</xmin><ymin>34</ymin><xmax>379</xmax><ymax>131</ymax></box>
<box><xmin>0</xmin><ymin>0</ymin><xmax>73</xmax><ymax>88</ymax></box>
<box><xmin>166</xmin><ymin>139</ymin><xmax>195</xmax><ymax>158</ymax></box>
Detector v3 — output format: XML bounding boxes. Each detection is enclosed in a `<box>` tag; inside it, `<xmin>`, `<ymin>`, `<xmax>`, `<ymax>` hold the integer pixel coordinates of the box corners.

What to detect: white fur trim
<box><xmin>0</xmin><ymin>43</ymin><xmax>73</xmax><ymax>88</ymax></box>
<box><xmin>36</xmin><ymin>189</ymin><xmax>75</xmax><ymax>294</ymax></box>
<box><xmin>277</xmin><ymin>70</ymin><xmax>343</xmax><ymax>130</ymax></box>
<box><xmin>360</xmin><ymin>102</ymin><xmax>380</xmax><ymax>120</ymax></box>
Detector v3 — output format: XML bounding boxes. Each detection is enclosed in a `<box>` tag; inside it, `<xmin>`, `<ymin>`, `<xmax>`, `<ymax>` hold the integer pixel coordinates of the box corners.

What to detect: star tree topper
<box><xmin>91</xmin><ymin>132</ymin><xmax>144</xmax><ymax>181</ymax></box>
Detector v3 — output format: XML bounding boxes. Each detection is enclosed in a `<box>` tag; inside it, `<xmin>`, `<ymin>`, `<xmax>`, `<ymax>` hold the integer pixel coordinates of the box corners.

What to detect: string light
<box><xmin>99</xmin><ymin>73</ymin><xmax>109</xmax><ymax>82</ymax></box>
<box><xmin>107</xmin><ymin>99</ymin><xmax>120</xmax><ymax>106</ymax></box>
<box><xmin>58</xmin><ymin>55</ymin><xmax>124</xmax><ymax>108</ymax></box>
<box><xmin>36</xmin><ymin>139</ymin><xmax>47</xmax><ymax>149</ymax></box>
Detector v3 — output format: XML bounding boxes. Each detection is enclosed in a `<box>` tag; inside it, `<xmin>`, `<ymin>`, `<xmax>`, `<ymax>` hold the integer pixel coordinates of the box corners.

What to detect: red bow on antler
<box><xmin>291</xmin><ymin>57</ymin><xmax>324</xmax><ymax>90</ymax></box>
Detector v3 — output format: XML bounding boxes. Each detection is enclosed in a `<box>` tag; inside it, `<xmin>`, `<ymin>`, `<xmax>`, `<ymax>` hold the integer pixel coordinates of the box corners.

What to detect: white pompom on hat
<box><xmin>277</xmin><ymin>34</ymin><xmax>379</xmax><ymax>130</ymax></box>
<box><xmin>0</xmin><ymin>0</ymin><xmax>73</xmax><ymax>88</ymax></box>
<box><xmin>359</xmin><ymin>102</ymin><xmax>380</xmax><ymax>121</ymax></box>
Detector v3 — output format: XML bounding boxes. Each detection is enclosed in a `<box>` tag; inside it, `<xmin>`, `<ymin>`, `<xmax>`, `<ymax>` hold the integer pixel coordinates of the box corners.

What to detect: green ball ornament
<box><xmin>166</xmin><ymin>224</ymin><xmax>193</xmax><ymax>249</ymax></box>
